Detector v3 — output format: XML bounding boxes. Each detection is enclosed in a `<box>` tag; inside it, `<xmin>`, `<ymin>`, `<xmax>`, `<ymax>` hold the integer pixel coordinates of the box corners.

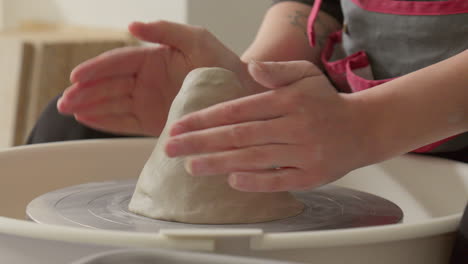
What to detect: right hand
<box><xmin>165</xmin><ymin>60</ymin><xmax>368</xmax><ymax>192</ymax></box>
<box><xmin>58</xmin><ymin>21</ymin><xmax>251</xmax><ymax>136</ymax></box>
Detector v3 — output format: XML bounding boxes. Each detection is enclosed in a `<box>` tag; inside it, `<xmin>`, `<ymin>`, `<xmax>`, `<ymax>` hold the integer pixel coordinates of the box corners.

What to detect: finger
<box><xmin>70</xmin><ymin>46</ymin><xmax>154</xmax><ymax>83</ymax></box>
<box><xmin>248</xmin><ymin>60</ymin><xmax>323</xmax><ymax>89</ymax></box>
<box><xmin>61</xmin><ymin>96</ymin><xmax>133</xmax><ymax>116</ymax></box>
<box><xmin>129</xmin><ymin>21</ymin><xmax>198</xmax><ymax>54</ymax></box>
<box><xmin>228</xmin><ymin>168</ymin><xmax>319</xmax><ymax>192</ymax></box>
<box><xmin>166</xmin><ymin>117</ymin><xmax>297</xmax><ymax>157</ymax></box>
<box><xmin>184</xmin><ymin>145</ymin><xmax>302</xmax><ymax>177</ymax></box>
<box><xmin>74</xmin><ymin>113</ymin><xmax>142</xmax><ymax>135</ymax></box>
<box><xmin>169</xmin><ymin>90</ymin><xmax>289</xmax><ymax>136</ymax></box>
<box><xmin>58</xmin><ymin>77</ymin><xmax>135</xmax><ymax>113</ymax></box>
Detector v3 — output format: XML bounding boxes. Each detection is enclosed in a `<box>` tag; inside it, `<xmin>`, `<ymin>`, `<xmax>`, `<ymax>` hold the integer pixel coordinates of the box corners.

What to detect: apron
<box><xmin>307</xmin><ymin>0</ymin><xmax>468</xmax><ymax>153</ymax></box>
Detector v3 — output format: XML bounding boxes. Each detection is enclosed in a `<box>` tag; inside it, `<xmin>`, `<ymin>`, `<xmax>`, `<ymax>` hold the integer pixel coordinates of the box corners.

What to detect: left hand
<box><xmin>164</xmin><ymin>60</ymin><xmax>369</xmax><ymax>192</ymax></box>
<box><xmin>57</xmin><ymin>21</ymin><xmax>257</xmax><ymax>136</ymax></box>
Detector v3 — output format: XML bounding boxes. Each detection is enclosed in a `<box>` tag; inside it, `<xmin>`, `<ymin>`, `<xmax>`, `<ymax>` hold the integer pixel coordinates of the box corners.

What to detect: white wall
<box><xmin>0</xmin><ymin>0</ymin><xmax>187</xmax><ymax>28</ymax></box>
<box><xmin>48</xmin><ymin>0</ymin><xmax>188</xmax><ymax>28</ymax></box>
<box><xmin>188</xmin><ymin>0</ymin><xmax>271</xmax><ymax>54</ymax></box>
<box><xmin>1</xmin><ymin>0</ymin><xmax>60</xmax><ymax>27</ymax></box>
<box><xmin>0</xmin><ymin>0</ymin><xmax>3</xmax><ymax>28</ymax></box>
<box><xmin>0</xmin><ymin>0</ymin><xmax>272</xmax><ymax>55</ymax></box>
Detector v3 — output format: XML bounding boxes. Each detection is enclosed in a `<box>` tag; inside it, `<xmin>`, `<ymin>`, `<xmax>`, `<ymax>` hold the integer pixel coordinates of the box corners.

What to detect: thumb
<box><xmin>128</xmin><ymin>20</ymin><xmax>196</xmax><ymax>53</ymax></box>
<box><xmin>248</xmin><ymin>60</ymin><xmax>323</xmax><ymax>89</ymax></box>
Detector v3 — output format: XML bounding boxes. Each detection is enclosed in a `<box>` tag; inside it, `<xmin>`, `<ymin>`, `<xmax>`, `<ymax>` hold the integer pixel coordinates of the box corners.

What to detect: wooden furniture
<box><xmin>0</xmin><ymin>24</ymin><xmax>136</xmax><ymax>147</ymax></box>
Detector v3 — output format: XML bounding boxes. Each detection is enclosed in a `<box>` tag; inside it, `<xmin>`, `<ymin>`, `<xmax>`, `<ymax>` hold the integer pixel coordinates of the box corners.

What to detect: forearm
<box><xmin>352</xmin><ymin>50</ymin><xmax>468</xmax><ymax>164</ymax></box>
<box><xmin>240</xmin><ymin>1</ymin><xmax>341</xmax><ymax>67</ymax></box>
<box><xmin>237</xmin><ymin>1</ymin><xmax>340</xmax><ymax>93</ymax></box>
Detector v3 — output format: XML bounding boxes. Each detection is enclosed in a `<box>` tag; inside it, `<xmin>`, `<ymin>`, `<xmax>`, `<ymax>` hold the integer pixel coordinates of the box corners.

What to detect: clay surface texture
<box><xmin>129</xmin><ymin>68</ymin><xmax>304</xmax><ymax>224</ymax></box>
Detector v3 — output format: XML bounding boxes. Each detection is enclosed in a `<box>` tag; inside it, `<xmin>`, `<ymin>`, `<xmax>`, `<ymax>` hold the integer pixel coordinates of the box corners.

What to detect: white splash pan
<box><xmin>0</xmin><ymin>138</ymin><xmax>467</xmax><ymax>264</ymax></box>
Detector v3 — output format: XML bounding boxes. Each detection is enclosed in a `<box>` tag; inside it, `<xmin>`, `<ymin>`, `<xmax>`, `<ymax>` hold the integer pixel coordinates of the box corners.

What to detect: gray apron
<box><xmin>307</xmin><ymin>0</ymin><xmax>468</xmax><ymax>153</ymax></box>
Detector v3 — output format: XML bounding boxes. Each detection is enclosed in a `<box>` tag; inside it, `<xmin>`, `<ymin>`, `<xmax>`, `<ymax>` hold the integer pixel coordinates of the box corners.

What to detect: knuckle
<box><xmin>192</xmin><ymin>26</ymin><xmax>211</xmax><ymax>43</ymax></box>
<box><xmin>118</xmin><ymin>78</ymin><xmax>135</xmax><ymax>97</ymax></box>
<box><xmin>282</xmin><ymin>90</ymin><xmax>306</xmax><ymax>110</ymax></box>
<box><xmin>221</xmin><ymin>103</ymin><xmax>240</xmax><ymax>121</ymax></box>
<box><xmin>217</xmin><ymin>155</ymin><xmax>234</xmax><ymax>173</ymax></box>
<box><xmin>177</xmin><ymin>136</ymin><xmax>196</xmax><ymax>153</ymax></box>
<box><xmin>191</xmin><ymin>26</ymin><xmax>216</xmax><ymax>57</ymax></box>
<box><xmin>247</xmin><ymin>147</ymin><xmax>268</xmax><ymax>164</ymax></box>
<box><xmin>289</xmin><ymin>124</ymin><xmax>308</xmax><ymax>141</ymax></box>
<box><xmin>293</xmin><ymin>89</ymin><xmax>310</xmax><ymax>104</ymax></box>
<box><xmin>183</xmin><ymin>113</ymin><xmax>203</xmax><ymax>130</ymax></box>
<box><xmin>302</xmin><ymin>118</ymin><xmax>317</xmax><ymax>138</ymax></box>
<box><xmin>229</xmin><ymin>125</ymin><xmax>249</xmax><ymax>148</ymax></box>
<box><xmin>189</xmin><ymin>141</ymin><xmax>205</xmax><ymax>154</ymax></box>
<box><xmin>125</xmin><ymin>77</ymin><xmax>136</xmax><ymax>90</ymax></box>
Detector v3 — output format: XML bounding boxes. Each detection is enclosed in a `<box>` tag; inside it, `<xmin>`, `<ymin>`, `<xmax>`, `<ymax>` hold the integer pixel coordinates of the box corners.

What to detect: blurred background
<box><xmin>0</xmin><ymin>0</ymin><xmax>271</xmax><ymax>148</ymax></box>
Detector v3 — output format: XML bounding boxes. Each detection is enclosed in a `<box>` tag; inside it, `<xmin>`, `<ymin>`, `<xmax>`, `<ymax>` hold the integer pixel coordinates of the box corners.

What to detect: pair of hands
<box><xmin>59</xmin><ymin>21</ymin><xmax>370</xmax><ymax>192</ymax></box>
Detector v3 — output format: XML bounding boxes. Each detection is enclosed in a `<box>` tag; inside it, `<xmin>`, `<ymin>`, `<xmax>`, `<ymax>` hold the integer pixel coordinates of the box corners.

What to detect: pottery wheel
<box><xmin>26</xmin><ymin>180</ymin><xmax>403</xmax><ymax>232</ymax></box>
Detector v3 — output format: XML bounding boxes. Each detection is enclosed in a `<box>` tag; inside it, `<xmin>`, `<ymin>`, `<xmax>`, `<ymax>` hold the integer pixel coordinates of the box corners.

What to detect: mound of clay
<box><xmin>129</xmin><ymin>67</ymin><xmax>304</xmax><ymax>224</ymax></box>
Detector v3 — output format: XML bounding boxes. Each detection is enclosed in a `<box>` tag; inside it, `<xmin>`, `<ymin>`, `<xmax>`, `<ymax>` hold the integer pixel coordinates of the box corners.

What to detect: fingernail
<box><xmin>169</xmin><ymin>123</ymin><xmax>185</xmax><ymax>136</ymax></box>
<box><xmin>184</xmin><ymin>159</ymin><xmax>199</xmax><ymax>176</ymax></box>
<box><xmin>57</xmin><ymin>97</ymin><xmax>70</xmax><ymax>112</ymax></box>
<box><xmin>229</xmin><ymin>174</ymin><xmax>239</xmax><ymax>187</ymax></box>
<box><xmin>229</xmin><ymin>174</ymin><xmax>249</xmax><ymax>192</ymax></box>
<box><xmin>185</xmin><ymin>158</ymin><xmax>207</xmax><ymax>176</ymax></box>
<box><xmin>184</xmin><ymin>159</ymin><xmax>193</xmax><ymax>175</ymax></box>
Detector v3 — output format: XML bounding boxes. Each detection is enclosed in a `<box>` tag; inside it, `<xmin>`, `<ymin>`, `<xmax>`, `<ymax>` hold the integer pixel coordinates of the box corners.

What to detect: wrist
<box><xmin>344</xmin><ymin>92</ymin><xmax>397</xmax><ymax>167</ymax></box>
<box><xmin>346</xmin><ymin>78</ymin><xmax>468</xmax><ymax>165</ymax></box>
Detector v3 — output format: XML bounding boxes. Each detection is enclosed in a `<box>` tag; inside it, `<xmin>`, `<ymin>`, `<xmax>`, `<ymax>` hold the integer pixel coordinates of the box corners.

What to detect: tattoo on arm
<box><xmin>314</xmin><ymin>17</ymin><xmax>332</xmax><ymax>49</ymax></box>
<box><xmin>288</xmin><ymin>10</ymin><xmax>338</xmax><ymax>50</ymax></box>
<box><xmin>288</xmin><ymin>10</ymin><xmax>309</xmax><ymax>38</ymax></box>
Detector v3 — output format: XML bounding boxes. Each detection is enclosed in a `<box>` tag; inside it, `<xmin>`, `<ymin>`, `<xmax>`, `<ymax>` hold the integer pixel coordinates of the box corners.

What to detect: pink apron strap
<box><xmin>307</xmin><ymin>0</ymin><xmax>323</xmax><ymax>47</ymax></box>
<box><xmin>351</xmin><ymin>0</ymin><xmax>468</xmax><ymax>15</ymax></box>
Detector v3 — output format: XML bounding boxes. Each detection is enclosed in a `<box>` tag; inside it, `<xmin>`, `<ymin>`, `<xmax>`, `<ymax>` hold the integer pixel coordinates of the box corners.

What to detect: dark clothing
<box><xmin>26</xmin><ymin>95</ymin><xmax>139</xmax><ymax>144</ymax></box>
<box><xmin>450</xmin><ymin>204</ymin><xmax>468</xmax><ymax>264</ymax></box>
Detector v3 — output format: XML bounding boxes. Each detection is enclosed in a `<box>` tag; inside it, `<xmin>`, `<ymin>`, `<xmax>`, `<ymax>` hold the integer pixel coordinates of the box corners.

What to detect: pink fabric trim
<box><xmin>321</xmin><ymin>30</ymin><xmax>455</xmax><ymax>153</ymax></box>
<box><xmin>321</xmin><ymin>30</ymin><xmax>352</xmax><ymax>92</ymax></box>
<box><xmin>344</xmin><ymin>57</ymin><xmax>455</xmax><ymax>153</ymax></box>
<box><xmin>307</xmin><ymin>0</ymin><xmax>323</xmax><ymax>47</ymax></box>
<box><xmin>351</xmin><ymin>0</ymin><xmax>468</xmax><ymax>15</ymax></box>
<box><xmin>346</xmin><ymin>58</ymin><xmax>395</xmax><ymax>92</ymax></box>
<box><xmin>321</xmin><ymin>31</ymin><xmax>345</xmax><ymax>72</ymax></box>
<box><xmin>413</xmin><ymin>136</ymin><xmax>457</xmax><ymax>153</ymax></box>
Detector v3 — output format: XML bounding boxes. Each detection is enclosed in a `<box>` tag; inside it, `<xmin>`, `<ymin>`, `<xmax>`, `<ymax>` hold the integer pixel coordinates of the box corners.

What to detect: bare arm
<box><xmin>241</xmin><ymin>1</ymin><xmax>341</xmax><ymax>67</ymax></box>
<box><xmin>353</xmin><ymin>49</ymin><xmax>468</xmax><ymax>163</ymax></box>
